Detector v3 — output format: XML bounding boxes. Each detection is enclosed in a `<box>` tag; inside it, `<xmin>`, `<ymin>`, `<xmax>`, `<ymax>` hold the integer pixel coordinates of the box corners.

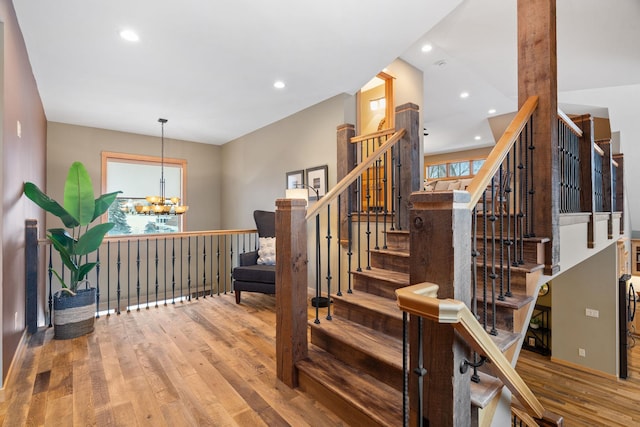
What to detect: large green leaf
<box><xmin>75</xmin><ymin>223</ymin><xmax>115</xmax><ymax>255</ymax></box>
<box><xmin>48</xmin><ymin>229</ymin><xmax>78</xmax><ymax>272</ymax></box>
<box><xmin>64</xmin><ymin>161</ymin><xmax>95</xmax><ymax>226</ymax></box>
<box><xmin>77</xmin><ymin>262</ymin><xmax>98</xmax><ymax>283</ymax></box>
<box><xmin>24</xmin><ymin>182</ymin><xmax>79</xmax><ymax>228</ymax></box>
<box><xmin>93</xmin><ymin>191</ymin><xmax>122</xmax><ymax>221</ymax></box>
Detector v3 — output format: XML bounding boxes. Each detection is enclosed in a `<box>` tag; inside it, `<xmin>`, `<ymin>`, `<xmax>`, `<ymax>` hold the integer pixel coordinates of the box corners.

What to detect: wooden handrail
<box><xmin>37</xmin><ymin>228</ymin><xmax>259</xmax><ymax>245</ymax></box>
<box><xmin>594</xmin><ymin>142</ymin><xmax>605</xmax><ymax>156</ymax></box>
<box><xmin>557</xmin><ymin>108</ymin><xmax>583</xmax><ymax>137</ymax></box>
<box><xmin>349</xmin><ymin>128</ymin><xmax>396</xmax><ymax>144</ymax></box>
<box><xmin>466</xmin><ymin>96</ymin><xmax>539</xmax><ymax>209</ymax></box>
<box><xmin>396</xmin><ymin>282</ymin><xmax>545</xmax><ymax>419</ymax></box>
<box><xmin>306</xmin><ymin>129</ymin><xmax>406</xmax><ymax>220</ymax></box>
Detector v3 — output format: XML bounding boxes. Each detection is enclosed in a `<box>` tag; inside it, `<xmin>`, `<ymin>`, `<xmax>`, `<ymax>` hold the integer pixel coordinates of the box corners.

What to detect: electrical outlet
<box><xmin>17</xmin><ymin>120</ymin><xmax>21</xmax><ymax>138</ymax></box>
<box><xmin>586</xmin><ymin>308</ymin><xmax>599</xmax><ymax>318</ymax></box>
<box><xmin>579</xmin><ymin>348</ymin><xmax>586</xmax><ymax>357</ymax></box>
<box><xmin>14</xmin><ymin>312</ymin><xmax>18</xmax><ymax>329</ymax></box>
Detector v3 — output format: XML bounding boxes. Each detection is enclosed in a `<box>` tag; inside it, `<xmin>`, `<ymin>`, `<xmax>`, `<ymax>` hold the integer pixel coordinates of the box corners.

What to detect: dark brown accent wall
<box><xmin>0</xmin><ymin>0</ymin><xmax>47</xmax><ymax>384</ymax></box>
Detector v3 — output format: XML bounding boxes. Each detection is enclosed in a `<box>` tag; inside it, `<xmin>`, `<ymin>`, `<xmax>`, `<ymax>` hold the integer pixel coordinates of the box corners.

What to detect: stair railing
<box><xmin>276</xmin><ymin>104</ymin><xmax>421</xmax><ymax>388</ymax></box>
<box><xmin>25</xmin><ymin>223</ymin><xmax>258</xmax><ymax>332</ymax></box>
<box><xmin>305</xmin><ymin>128</ymin><xmax>406</xmax><ymax>324</ymax></box>
<box><xmin>396</xmin><ymin>282</ymin><xmax>564</xmax><ymax>426</ymax></box>
<box><xmin>558</xmin><ymin>110</ymin><xmax>583</xmax><ymax>213</ymax></box>
<box><xmin>467</xmin><ymin>95</ymin><xmax>538</xmax><ymax>343</ymax></box>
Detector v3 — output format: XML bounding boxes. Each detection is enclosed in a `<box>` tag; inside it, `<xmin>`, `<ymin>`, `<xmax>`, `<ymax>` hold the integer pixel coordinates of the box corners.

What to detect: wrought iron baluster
<box><xmin>188</xmin><ymin>236</ymin><xmax>192</xmax><ymax>300</ymax></box>
<box><xmin>383</xmin><ymin>149</ymin><xmax>389</xmax><ymax>249</ymax></box>
<box><xmin>195</xmin><ymin>236</ymin><xmax>199</xmax><ymax>300</ymax></box>
<box><xmin>95</xmin><ymin>248</ymin><xmax>101</xmax><ymax>318</ymax></box>
<box><xmin>217</xmin><ymin>235</ymin><xmax>221</xmax><ymax>296</ymax></box>
<box><xmin>314</xmin><ymin>213</ymin><xmax>321</xmax><ymax>324</ymax></box>
<box><xmin>127</xmin><ymin>240</ymin><xmax>131</xmax><ymax>313</ymax></box>
<box><xmin>325</xmin><ymin>204</ymin><xmax>332</xmax><ymax>321</ymax></box>
<box><xmin>48</xmin><ymin>245</ymin><xmax>53</xmax><ymax>325</ymax></box>
<box><xmin>154</xmin><ymin>239</ymin><xmax>159</xmax><ymax>308</ymax></box>
<box><xmin>117</xmin><ymin>241</ymin><xmax>122</xmax><ymax>315</ymax></box>
<box><xmin>136</xmin><ymin>240</ymin><xmax>141</xmax><ymax>311</ymax></box>
<box><xmin>172</xmin><ymin>237</ymin><xmax>176</xmax><ymax>304</ymax></box>
<box><xmin>107</xmin><ymin>242</ymin><xmax>111</xmax><ymax>317</ymax></box>
<box><xmin>337</xmin><ymin>194</ymin><xmax>342</xmax><ymax>297</ymax></box>
<box><xmin>203</xmin><ymin>235</ymin><xmax>208</xmax><ymax>297</ymax></box>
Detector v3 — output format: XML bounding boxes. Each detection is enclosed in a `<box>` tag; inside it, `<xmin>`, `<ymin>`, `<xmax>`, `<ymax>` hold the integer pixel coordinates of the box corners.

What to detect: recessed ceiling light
<box><xmin>488</xmin><ymin>108</ymin><xmax>497</xmax><ymax>114</ymax></box>
<box><xmin>474</xmin><ymin>136</ymin><xmax>481</xmax><ymax>140</ymax></box>
<box><xmin>421</xmin><ymin>44</ymin><xmax>433</xmax><ymax>53</ymax></box>
<box><xmin>273</xmin><ymin>81</ymin><xmax>286</xmax><ymax>89</ymax></box>
<box><xmin>119</xmin><ymin>29</ymin><xmax>140</xmax><ymax>42</ymax></box>
<box><xmin>460</xmin><ymin>91</ymin><xmax>470</xmax><ymax>99</ymax></box>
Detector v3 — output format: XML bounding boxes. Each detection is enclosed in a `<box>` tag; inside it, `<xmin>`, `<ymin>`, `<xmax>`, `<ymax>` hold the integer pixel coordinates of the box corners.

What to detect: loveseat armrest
<box><xmin>240</xmin><ymin>250</ymin><xmax>259</xmax><ymax>266</ymax></box>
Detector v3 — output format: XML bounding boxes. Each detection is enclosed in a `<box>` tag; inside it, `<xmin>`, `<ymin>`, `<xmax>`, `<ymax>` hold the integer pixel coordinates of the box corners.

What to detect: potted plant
<box><xmin>529</xmin><ymin>317</ymin><xmax>542</xmax><ymax>330</ymax></box>
<box><xmin>24</xmin><ymin>161</ymin><xmax>121</xmax><ymax>339</ymax></box>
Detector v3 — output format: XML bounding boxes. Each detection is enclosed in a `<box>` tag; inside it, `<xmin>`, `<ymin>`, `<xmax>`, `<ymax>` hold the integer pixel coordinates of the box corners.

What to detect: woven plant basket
<box><xmin>53</xmin><ymin>287</ymin><xmax>96</xmax><ymax>340</ymax></box>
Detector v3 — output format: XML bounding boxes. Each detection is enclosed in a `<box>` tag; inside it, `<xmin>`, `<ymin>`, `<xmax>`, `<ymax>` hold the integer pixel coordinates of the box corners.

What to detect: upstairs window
<box><xmin>102</xmin><ymin>152</ymin><xmax>187</xmax><ymax>235</ymax></box>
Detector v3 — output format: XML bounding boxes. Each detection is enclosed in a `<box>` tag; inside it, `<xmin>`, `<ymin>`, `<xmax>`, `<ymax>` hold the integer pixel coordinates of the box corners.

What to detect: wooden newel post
<box><xmin>25</xmin><ymin>219</ymin><xmax>39</xmax><ymax>334</ymax></box>
<box><xmin>337</xmin><ymin>124</ymin><xmax>356</xmax><ymax>242</ymax></box>
<box><xmin>275</xmin><ymin>198</ymin><xmax>308</xmax><ymax>387</ymax></box>
<box><xmin>395</xmin><ymin>103</ymin><xmax>421</xmax><ymax>231</ymax></box>
<box><xmin>409</xmin><ymin>191</ymin><xmax>472</xmax><ymax>426</ymax></box>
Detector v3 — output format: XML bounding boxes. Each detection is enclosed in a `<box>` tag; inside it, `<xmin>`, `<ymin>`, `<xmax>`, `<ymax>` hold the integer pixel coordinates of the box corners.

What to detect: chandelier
<box><xmin>136</xmin><ymin>118</ymin><xmax>188</xmax><ymax>215</ymax></box>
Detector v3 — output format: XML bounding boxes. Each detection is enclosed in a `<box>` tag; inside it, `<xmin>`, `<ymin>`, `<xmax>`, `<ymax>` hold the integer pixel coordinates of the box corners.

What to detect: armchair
<box><xmin>232</xmin><ymin>210</ymin><xmax>276</xmax><ymax>304</ymax></box>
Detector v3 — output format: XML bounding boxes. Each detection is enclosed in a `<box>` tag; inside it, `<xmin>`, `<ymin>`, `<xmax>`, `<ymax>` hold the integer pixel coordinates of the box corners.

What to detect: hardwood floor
<box><xmin>2</xmin><ymin>291</ymin><xmax>640</xmax><ymax>426</ymax></box>
<box><xmin>0</xmin><ymin>293</ymin><xmax>345</xmax><ymax>427</ymax></box>
<box><xmin>517</xmin><ymin>343</ymin><xmax>640</xmax><ymax>426</ymax></box>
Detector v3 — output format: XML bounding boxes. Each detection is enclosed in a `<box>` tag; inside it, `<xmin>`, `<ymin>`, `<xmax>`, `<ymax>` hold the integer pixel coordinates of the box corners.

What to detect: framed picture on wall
<box><xmin>306</xmin><ymin>165</ymin><xmax>328</xmax><ymax>201</ymax></box>
<box><xmin>286</xmin><ymin>170</ymin><xmax>305</xmax><ymax>189</ymax></box>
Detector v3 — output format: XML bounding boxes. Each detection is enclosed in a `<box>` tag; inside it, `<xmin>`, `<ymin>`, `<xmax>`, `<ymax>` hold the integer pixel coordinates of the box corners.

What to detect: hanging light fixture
<box><xmin>139</xmin><ymin>118</ymin><xmax>188</xmax><ymax>215</ymax></box>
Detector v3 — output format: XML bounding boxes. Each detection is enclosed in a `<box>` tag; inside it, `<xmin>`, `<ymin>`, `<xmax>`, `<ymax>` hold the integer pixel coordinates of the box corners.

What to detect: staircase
<box><xmin>295</xmin><ymin>225</ymin><xmax>549</xmax><ymax>425</ymax></box>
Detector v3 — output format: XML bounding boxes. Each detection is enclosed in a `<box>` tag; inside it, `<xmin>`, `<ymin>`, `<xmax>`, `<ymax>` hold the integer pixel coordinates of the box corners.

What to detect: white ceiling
<box><xmin>13</xmin><ymin>0</ymin><xmax>640</xmax><ymax>155</ymax></box>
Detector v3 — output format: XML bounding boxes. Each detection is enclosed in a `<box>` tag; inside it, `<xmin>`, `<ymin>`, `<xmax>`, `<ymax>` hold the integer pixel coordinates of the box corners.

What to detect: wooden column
<box><xmin>275</xmin><ymin>198</ymin><xmax>308</xmax><ymax>387</ymax></box>
<box><xmin>25</xmin><ymin>219</ymin><xmax>39</xmax><ymax>334</ymax></box>
<box><xmin>337</xmin><ymin>124</ymin><xmax>356</xmax><ymax>243</ymax></box>
<box><xmin>409</xmin><ymin>191</ymin><xmax>472</xmax><ymax>426</ymax></box>
<box><xmin>395</xmin><ymin>103</ymin><xmax>421</xmax><ymax>231</ymax></box>
<box><xmin>517</xmin><ymin>0</ymin><xmax>560</xmax><ymax>274</ymax></box>
<box><xmin>614</xmin><ymin>153</ymin><xmax>625</xmax><ymax>234</ymax></box>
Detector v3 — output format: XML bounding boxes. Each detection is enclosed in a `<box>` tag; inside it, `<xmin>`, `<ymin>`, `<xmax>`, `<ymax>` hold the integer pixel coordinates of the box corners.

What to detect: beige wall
<box><xmin>220</xmin><ymin>58</ymin><xmax>424</xmax><ymax>229</ymax></box>
<box><xmin>551</xmin><ymin>243</ymin><xmax>619</xmax><ymax>376</ymax></box>
<box><xmin>1</xmin><ymin>0</ymin><xmax>47</xmax><ymax>384</ymax></box>
<box><xmin>46</xmin><ymin>122</ymin><xmax>222</xmax><ymax>232</ymax></box>
<box><xmin>220</xmin><ymin>94</ymin><xmax>354</xmax><ymax>229</ymax></box>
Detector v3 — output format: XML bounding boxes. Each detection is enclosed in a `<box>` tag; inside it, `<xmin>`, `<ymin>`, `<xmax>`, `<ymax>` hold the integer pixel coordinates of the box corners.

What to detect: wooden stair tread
<box><xmin>474</xmin><ymin>290</ymin><xmax>534</xmax><ymax>309</ymax></box>
<box><xmin>297</xmin><ymin>345</ymin><xmax>402</xmax><ymax>426</ymax></box>
<box><xmin>309</xmin><ymin>316</ymin><xmax>402</xmax><ymax>370</ymax></box>
<box><xmin>333</xmin><ymin>291</ymin><xmax>403</xmax><ymax>321</ymax></box>
<box><xmin>488</xmin><ymin>329</ymin><xmax>521</xmax><ymax>352</ymax></box>
<box><xmin>470</xmin><ymin>372</ymin><xmax>504</xmax><ymax>408</ymax></box>
<box><xmin>351</xmin><ymin>267</ymin><xmax>409</xmax><ymax>284</ymax></box>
